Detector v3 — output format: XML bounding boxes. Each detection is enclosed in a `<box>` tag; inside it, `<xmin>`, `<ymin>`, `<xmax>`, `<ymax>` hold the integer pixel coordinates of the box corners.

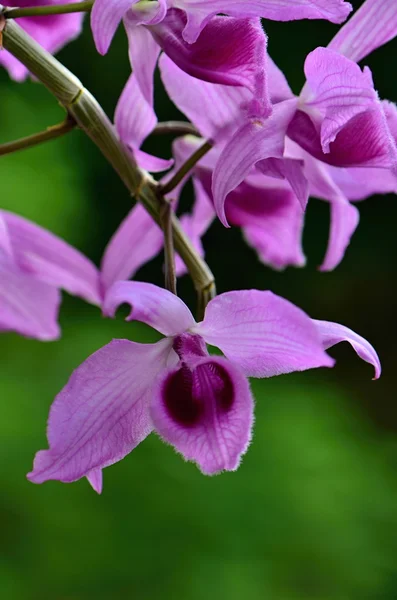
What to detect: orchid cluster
<box><xmin>0</xmin><ymin>0</ymin><xmax>394</xmax><ymax>493</ymax></box>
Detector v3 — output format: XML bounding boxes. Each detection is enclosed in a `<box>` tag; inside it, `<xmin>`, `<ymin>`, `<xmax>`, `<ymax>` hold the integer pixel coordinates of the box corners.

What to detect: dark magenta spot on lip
<box><xmin>163</xmin><ymin>361</ymin><xmax>235</xmax><ymax>427</ymax></box>
<box><xmin>163</xmin><ymin>366</ymin><xmax>203</xmax><ymax>427</ymax></box>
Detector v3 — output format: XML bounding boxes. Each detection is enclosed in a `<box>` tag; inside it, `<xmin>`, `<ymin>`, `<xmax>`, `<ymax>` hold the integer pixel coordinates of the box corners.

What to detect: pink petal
<box><xmin>292</xmin><ymin>146</ymin><xmax>360</xmax><ymax>271</ymax></box>
<box><xmin>314</xmin><ymin>320</ymin><xmax>381</xmax><ymax>379</ymax></box>
<box><xmin>320</xmin><ymin>196</ymin><xmax>359</xmax><ymax>272</ymax></box>
<box><xmin>257</xmin><ymin>157</ymin><xmax>309</xmax><ymax>210</ymax></box>
<box><xmin>288</xmin><ymin>104</ymin><xmax>397</xmax><ymax>169</ymax></box>
<box><xmin>125</xmin><ymin>22</ymin><xmax>160</xmax><ymax>109</ymax></box>
<box><xmin>212</xmin><ymin>98</ymin><xmax>298</xmax><ymax>226</ymax></box>
<box><xmin>134</xmin><ymin>149</ymin><xmax>174</xmax><ymax>173</ymax></box>
<box><xmin>151</xmin><ymin>10</ymin><xmax>269</xmax><ymax>101</ymax></box>
<box><xmin>1</xmin><ymin>210</ymin><xmax>101</xmax><ymax>306</ymax></box>
<box><xmin>303</xmin><ymin>48</ymin><xmax>380</xmax><ymax>152</ymax></box>
<box><xmin>174</xmin><ymin>0</ymin><xmax>352</xmax><ymax>43</ymax></box>
<box><xmin>86</xmin><ymin>469</ymin><xmax>103</xmax><ymax>494</ymax></box>
<box><xmin>91</xmin><ymin>0</ymin><xmax>140</xmax><ymax>55</ymax></box>
<box><xmin>159</xmin><ymin>54</ymin><xmax>251</xmax><ymax>141</ymax></box>
<box><xmin>226</xmin><ymin>177</ymin><xmax>306</xmax><ymax>270</ymax></box>
<box><xmin>103</xmin><ymin>281</ymin><xmax>196</xmax><ymax>336</ymax></box>
<box><xmin>0</xmin><ymin>261</ymin><xmax>60</xmax><ymax>341</ymax></box>
<box><xmin>28</xmin><ymin>338</ymin><xmax>175</xmax><ymax>486</ymax></box>
<box><xmin>329</xmin><ymin>0</ymin><xmax>397</xmax><ymax>63</ymax></box>
<box><xmin>100</xmin><ymin>204</ymin><xmax>164</xmax><ymax>295</ymax></box>
<box><xmin>0</xmin><ymin>213</ymin><xmax>13</xmax><ymax>259</ymax></box>
<box><xmin>151</xmin><ymin>351</ymin><xmax>253</xmax><ymax>474</ymax></box>
<box><xmin>194</xmin><ymin>290</ymin><xmax>334</xmax><ymax>377</ymax></box>
<box><xmin>115</xmin><ymin>73</ymin><xmax>157</xmax><ymax>150</ymax></box>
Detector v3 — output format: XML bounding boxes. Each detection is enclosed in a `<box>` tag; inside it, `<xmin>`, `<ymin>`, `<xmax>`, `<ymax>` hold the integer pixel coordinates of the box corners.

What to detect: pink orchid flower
<box><xmin>27</xmin><ymin>281</ymin><xmax>379</xmax><ymax>492</ymax></box>
<box><xmin>0</xmin><ymin>210</ymin><xmax>100</xmax><ymax>340</ymax></box>
<box><xmin>91</xmin><ymin>0</ymin><xmax>351</xmax><ymax>161</ymax></box>
<box><xmin>159</xmin><ymin>0</ymin><xmax>397</xmax><ymax>271</ymax></box>
<box><xmin>0</xmin><ymin>0</ymin><xmax>85</xmax><ymax>81</ymax></box>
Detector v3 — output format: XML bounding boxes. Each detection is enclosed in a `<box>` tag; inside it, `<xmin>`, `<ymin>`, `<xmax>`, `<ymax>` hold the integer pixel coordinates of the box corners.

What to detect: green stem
<box><xmin>153</xmin><ymin>121</ymin><xmax>200</xmax><ymax>137</ymax></box>
<box><xmin>160</xmin><ymin>140</ymin><xmax>213</xmax><ymax>196</ymax></box>
<box><xmin>1</xmin><ymin>18</ymin><xmax>216</xmax><ymax>311</ymax></box>
<box><xmin>161</xmin><ymin>201</ymin><xmax>177</xmax><ymax>296</ymax></box>
<box><xmin>2</xmin><ymin>1</ymin><xmax>93</xmax><ymax>19</ymax></box>
<box><xmin>0</xmin><ymin>116</ymin><xmax>75</xmax><ymax>156</ymax></box>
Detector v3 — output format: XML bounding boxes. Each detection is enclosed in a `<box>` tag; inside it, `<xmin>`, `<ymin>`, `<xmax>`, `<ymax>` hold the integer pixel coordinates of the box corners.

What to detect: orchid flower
<box><xmin>159</xmin><ymin>0</ymin><xmax>397</xmax><ymax>270</ymax></box>
<box><xmin>91</xmin><ymin>0</ymin><xmax>351</xmax><ymax>158</ymax></box>
<box><xmin>0</xmin><ymin>210</ymin><xmax>101</xmax><ymax>340</ymax></box>
<box><xmin>0</xmin><ymin>0</ymin><xmax>85</xmax><ymax>81</ymax></box>
<box><xmin>27</xmin><ymin>281</ymin><xmax>379</xmax><ymax>492</ymax></box>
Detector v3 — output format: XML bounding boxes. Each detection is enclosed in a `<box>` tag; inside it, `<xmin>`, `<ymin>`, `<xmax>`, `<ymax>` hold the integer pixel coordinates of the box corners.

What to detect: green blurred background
<box><xmin>1</xmin><ymin>1</ymin><xmax>397</xmax><ymax>598</ymax></box>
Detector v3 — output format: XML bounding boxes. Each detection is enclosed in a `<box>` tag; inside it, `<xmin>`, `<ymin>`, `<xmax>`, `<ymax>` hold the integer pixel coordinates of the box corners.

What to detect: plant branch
<box><xmin>161</xmin><ymin>201</ymin><xmax>177</xmax><ymax>296</ymax></box>
<box><xmin>153</xmin><ymin>121</ymin><xmax>200</xmax><ymax>137</ymax></box>
<box><xmin>160</xmin><ymin>139</ymin><xmax>213</xmax><ymax>195</ymax></box>
<box><xmin>0</xmin><ymin>115</ymin><xmax>75</xmax><ymax>156</ymax></box>
<box><xmin>2</xmin><ymin>18</ymin><xmax>215</xmax><ymax>309</ymax></box>
<box><xmin>2</xmin><ymin>1</ymin><xmax>93</xmax><ymax>19</ymax></box>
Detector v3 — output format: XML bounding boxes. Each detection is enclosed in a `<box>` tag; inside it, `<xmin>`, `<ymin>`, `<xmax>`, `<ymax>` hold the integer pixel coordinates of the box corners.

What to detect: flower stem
<box><xmin>0</xmin><ymin>115</ymin><xmax>75</xmax><ymax>156</ymax></box>
<box><xmin>1</xmin><ymin>18</ymin><xmax>216</xmax><ymax>310</ymax></box>
<box><xmin>153</xmin><ymin>121</ymin><xmax>200</xmax><ymax>137</ymax></box>
<box><xmin>161</xmin><ymin>201</ymin><xmax>177</xmax><ymax>295</ymax></box>
<box><xmin>2</xmin><ymin>1</ymin><xmax>93</xmax><ymax>19</ymax></box>
<box><xmin>160</xmin><ymin>139</ymin><xmax>213</xmax><ymax>195</ymax></box>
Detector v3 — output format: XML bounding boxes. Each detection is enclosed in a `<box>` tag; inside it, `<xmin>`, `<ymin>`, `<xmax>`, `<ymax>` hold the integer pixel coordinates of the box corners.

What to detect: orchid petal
<box><xmin>212</xmin><ymin>98</ymin><xmax>298</xmax><ymax>226</ymax></box>
<box><xmin>293</xmin><ymin>147</ymin><xmax>360</xmax><ymax>271</ymax></box>
<box><xmin>226</xmin><ymin>178</ymin><xmax>306</xmax><ymax>270</ymax></box>
<box><xmin>134</xmin><ymin>149</ymin><xmax>174</xmax><ymax>173</ymax></box>
<box><xmin>115</xmin><ymin>73</ymin><xmax>157</xmax><ymax>150</ymax></box>
<box><xmin>159</xmin><ymin>54</ymin><xmax>250</xmax><ymax>141</ymax></box>
<box><xmin>86</xmin><ymin>469</ymin><xmax>103</xmax><ymax>494</ymax></box>
<box><xmin>257</xmin><ymin>157</ymin><xmax>309</xmax><ymax>210</ymax></box>
<box><xmin>289</xmin><ymin>104</ymin><xmax>397</xmax><ymax>169</ymax></box>
<box><xmin>151</xmin><ymin>10</ymin><xmax>269</xmax><ymax>100</ymax></box>
<box><xmin>0</xmin><ymin>261</ymin><xmax>60</xmax><ymax>341</ymax></box>
<box><xmin>329</xmin><ymin>0</ymin><xmax>397</xmax><ymax>63</ymax></box>
<box><xmin>125</xmin><ymin>22</ymin><xmax>161</xmax><ymax>107</ymax></box>
<box><xmin>103</xmin><ymin>281</ymin><xmax>196</xmax><ymax>336</ymax></box>
<box><xmin>321</xmin><ymin>197</ymin><xmax>359</xmax><ymax>272</ymax></box>
<box><xmin>314</xmin><ymin>320</ymin><xmax>381</xmax><ymax>379</ymax></box>
<box><xmin>91</xmin><ymin>0</ymin><xmax>140</xmax><ymax>55</ymax></box>
<box><xmin>0</xmin><ymin>213</ymin><xmax>13</xmax><ymax>259</ymax></box>
<box><xmin>303</xmin><ymin>48</ymin><xmax>379</xmax><ymax>153</ymax></box>
<box><xmin>1</xmin><ymin>211</ymin><xmax>100</xmax><ymax>305</ymax></box>
<box><xmin>151</xmin><ymin>355</ymin><xmax>253</xmax><ymax>474</ymax></box>
<box><xmin>28</xmin><ymin>338</ymin><xmax>174</xmax><ymax>486</ymax></box>
<box><xmin>100</xmin><ymin>204</ymin><xmax>164</xmax><ymax>295</ymax></box>
<box><xmin>172</xmin><ymin>0</ymin><xmax>352</xmax><ymax>43</ymax></box>
<box><xmin>194</xmin><ymin>290</ymin><xmax>334</xmax><ymax>377</ymax></box>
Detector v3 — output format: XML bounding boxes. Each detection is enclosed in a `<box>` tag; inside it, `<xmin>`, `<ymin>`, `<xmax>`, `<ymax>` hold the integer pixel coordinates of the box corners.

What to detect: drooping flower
<box><xmin>0</xmin><ymin>210</ymin><xmax>100</xmax><ymax>340</ymax></box>
<box><xmin>28</xmin><ymin>282</ymin><xmax>380</xmax><ymax>492</ymax></box>
<box><xmin>0</xmin><ymin>0</ymin><xmax>85</xmax><ymax>81</ymax></box>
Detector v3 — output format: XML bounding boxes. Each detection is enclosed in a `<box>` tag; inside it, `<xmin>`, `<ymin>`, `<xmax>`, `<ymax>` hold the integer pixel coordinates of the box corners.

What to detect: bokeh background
<box><xmin>1</xmin><ymin>1</ymin><xmax>397</xmax><ymax>598</ymax></box>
